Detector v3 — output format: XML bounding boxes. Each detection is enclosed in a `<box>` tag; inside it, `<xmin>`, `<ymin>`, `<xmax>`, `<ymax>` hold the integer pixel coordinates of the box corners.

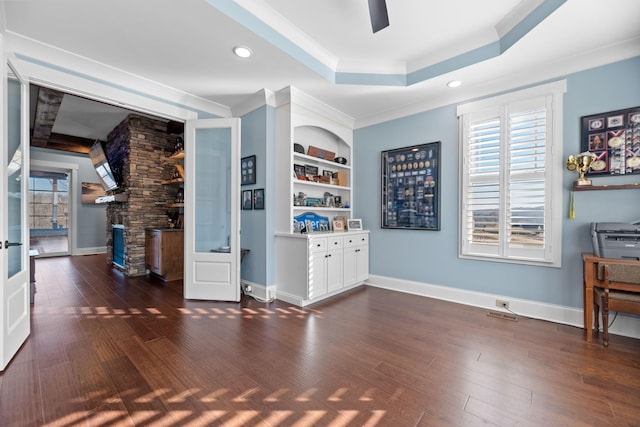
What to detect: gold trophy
<box><xmin>566</xmin><ymin>152</ymin><xmax>597</xmax><ymax>186</ymax></box>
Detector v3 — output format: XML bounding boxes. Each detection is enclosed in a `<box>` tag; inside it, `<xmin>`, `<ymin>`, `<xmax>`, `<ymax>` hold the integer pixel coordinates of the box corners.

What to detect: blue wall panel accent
<box><xmin>354</xmin><ymin>56</ymin><xmax>640</xmax><ymax>308</ymax></box>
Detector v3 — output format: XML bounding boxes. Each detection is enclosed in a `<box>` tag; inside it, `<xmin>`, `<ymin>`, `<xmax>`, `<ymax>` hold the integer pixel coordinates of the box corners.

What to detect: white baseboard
<box><xmin>365</xmin><ymin>274</ymin><xmax>640</xmax><ymax>341</ymax></box>
<box><xmin>74</xmin><ymin>247</ymin><xmax>107</xmax><ymax>256</ymax></box>
<box><xmin>240</xmin><ymin>279</ymin><xmax>276</xmax><ymax>302</ymax></box>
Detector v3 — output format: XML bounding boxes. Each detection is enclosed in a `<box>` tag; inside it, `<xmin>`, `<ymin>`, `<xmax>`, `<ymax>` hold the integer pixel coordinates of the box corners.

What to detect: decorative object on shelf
<box><xmin>174</xmin><ymin>188</ymin><xmax>184</xmax><ymax>203</ymax></box>
<box><xmin>241</xmin><ymin>155</ymin><xmax>256</xmax><ymax>185</ymax></box>
<box><xmin>293</xmin><ymin>211</ymin><xmax>329</xmax><ymax>233</ymax></box>
<box><xmin>307</xmin><ymin>145</ymin><xmax>335</xmax><ymax>161</ymax></box>
<box><xmin>381</xmin><ymin>141</ymin><xmax>441</xmax><ymax>230</ymax></box>
<box><xmin>334</xmin><ymin>157</ymin><xmax>347</xmax><ymax>165</ymax></box>
<box><xmin>580</xmin><ymin>106</ymin><xmax>640</xmax><ymax>177</ymax></box>
<box><xmin>566</xmin><ymin>152</ymin><xmax>597</xmax><ymax>186</ymax></box>
<box><xmin>333</xmin><ymin>216</ymin><xmax>347</xmax><ymax>229</ymax></box>
<box><xmin>334</xmin><ymin>196</ymin><xmax>342</xmax><ymax>208</ymax></box>
<box><xmin>173</xmin><ymin>136</ymin><xmax>184</xmax><ymax>154</ymax></box>
<box><xmin>347</xmin><ymin>218</ymin><xmax>363</xmax><ymax>231</ymax></box>
<box><xmin>294</xmin><ymin>164</ymin><xmax>306</xmax><ymax>179</ymax></box>
<box><xmin>323</xmin><ymin>192</ymin><xmax>335</xmax><ymax>207</ymax></box>
<box><xmin>242</xmin><ymin>190</ymin><xmax>253</xmax><ymax>210</ymax></box>
<box><xmin>304</xmin><ymin>164</ymin><xmax>319</xmax><ymax>179</ymax></box>
<box><xmin>253</xmin><ymin>188</ymin><xmax>264</xmax><ymax>210</ymax></box>
<box><xmin>293</xmin><ymin>143</ymin><xmax>305</xmax><ymax>154</ymax></box>
<box><xmin>566</xmin><ymin>151</ymin><xmax>597</xmax><ymax>219</ymax></box>
<box><xmin>294</xmin><ymin>192</ymin><xmax>307</xmax><ymax>206</ymax></box>
<box><xmin>332</xmin><ymin>219</ymin><xmax>344</xmax><ymax>231</ymax></box>
<box><xmin>172</xmin><ymin>164</ymin><xmax>185</xmax><ymax>180</ymax></box>
<box><xmin>334</xmin><ymin>171</ymin><xmax>348</xmax><ymax>186</ymax></box>
<box><xmin>305</xmin><ymin>197</ymin><xmax>323</xmax><ymax>207</ymax></box>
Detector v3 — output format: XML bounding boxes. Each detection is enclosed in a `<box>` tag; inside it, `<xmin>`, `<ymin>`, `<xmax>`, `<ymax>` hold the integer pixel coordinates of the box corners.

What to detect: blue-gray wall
<box><xmin>240</xmin><ymin>105</ymin><xmax>277</xmax><ymax>287</ymax></box>
<box><xmin>30</xmin><ymin>147</ymin><xmax>108</xmax><ymax>251</ymax></box>
<box><xmin>353</xmin><ymin>56</ymin><xmax>640</xmax><ymax>309</ymax></box>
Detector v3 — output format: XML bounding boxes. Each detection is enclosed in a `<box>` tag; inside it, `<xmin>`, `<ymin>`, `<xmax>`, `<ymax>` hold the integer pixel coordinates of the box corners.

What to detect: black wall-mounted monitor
<box><xmin>88</xmin><ymin>140</ymin><xmax>119</xmax><ymax>192</ymax></box>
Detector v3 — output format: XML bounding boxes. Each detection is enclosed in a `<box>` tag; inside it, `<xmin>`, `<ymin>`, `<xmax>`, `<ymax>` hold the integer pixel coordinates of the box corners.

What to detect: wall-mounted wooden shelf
<box><xmin>166</xmin><ymin>150</ymin><xmax>184</xmax><ymax>160</ymax></box>
<box><xmin>573</xmin><ymin>183</ymin><xmax>640</xmax><ymax>191</ymax></box>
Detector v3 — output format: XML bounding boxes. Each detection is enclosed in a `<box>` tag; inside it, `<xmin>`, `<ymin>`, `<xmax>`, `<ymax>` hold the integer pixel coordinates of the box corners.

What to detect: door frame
<box><xmin>30</xmin><ymin>160</ymin><xmax>78</xmax><ymax>256</ymax></box>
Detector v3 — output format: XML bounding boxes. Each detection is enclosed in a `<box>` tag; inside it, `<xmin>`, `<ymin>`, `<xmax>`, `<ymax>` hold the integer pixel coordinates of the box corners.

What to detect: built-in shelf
<box><xmin>294</xmin><ymin>179</ymin><xmax>350</xmax><ymax>191</ymax></box>
<box><xmin>293</xmin><ymin>152</ymin><xmax>350</xmax><ymax>170</ymax></box>
<box><xmin>166</xmin><ymin>150</ymin><xmax>184</xmax><ymax>160</ymax></box>
<box><xmin>292</xmin><ymin>206</ymin><xmax>350</xmax><ymax>211</ymax></box>
<box><xmin>161</xmin><ymin>178</ymin><xmax>184</xmax><ymax>185</ymax></box>
<box><xmin>573</xmin><ymin>183</ymin><xmax>640</xmax><ymax>191</ymax></box>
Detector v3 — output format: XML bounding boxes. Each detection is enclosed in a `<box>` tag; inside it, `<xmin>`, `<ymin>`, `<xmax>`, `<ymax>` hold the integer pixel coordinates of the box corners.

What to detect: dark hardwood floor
<box><xmin>1</xmin><ymin>254</ymin><xmax>639</xmax><ymax>426</ymax></box>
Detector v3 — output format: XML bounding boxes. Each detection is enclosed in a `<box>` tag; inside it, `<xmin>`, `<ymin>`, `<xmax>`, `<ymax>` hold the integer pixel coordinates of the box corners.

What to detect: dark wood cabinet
<box><xmin>145</xmin><ymin>229</ymin><xmax>184</xmax><ymax>281</ymax></box>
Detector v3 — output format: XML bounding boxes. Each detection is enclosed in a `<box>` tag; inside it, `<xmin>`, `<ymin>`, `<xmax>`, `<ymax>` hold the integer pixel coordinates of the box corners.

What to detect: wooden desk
<box><xmin>582</xmin><ymin>253</ymin><xmax>640</xmax><ymax>342</ymax></box>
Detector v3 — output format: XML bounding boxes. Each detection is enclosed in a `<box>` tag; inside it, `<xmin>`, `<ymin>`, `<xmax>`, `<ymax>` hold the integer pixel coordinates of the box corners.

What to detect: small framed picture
<box><xmin>242</xmin><ymin>190</ymin><xmax>253</xmax><ymax>210</ymax></box>
<box><xmin>253</xmin><ymin>188</ymin><xmax>264</xmax><ymax>210</ymax></box>
<box><xmin>304</xmin><ymin>164</ymin><xmax>319</xmax><ymax>178</ymax></box>
<box><xmin>241</xmin><ymin>155</ymin><xmax>256</xmax><ymax>186</ymax></box>
<box><xmin>347</xmin><ymin>218</ymin><xmax>363</xmax><ymax>231</ymax></box>
<box><xmin>294</xmin><ymin>164</ymin><xmax>305</xmax><ymax>178</ymax></box>
<box><xmin>322</xmin><ymin>170</ymin><xmax>334</xmax><ymax>177</ymax></box>
<box><xmin>332</xmin><ymin>220</ymin><xmax>344</xmax><ymax>231</ymax></box>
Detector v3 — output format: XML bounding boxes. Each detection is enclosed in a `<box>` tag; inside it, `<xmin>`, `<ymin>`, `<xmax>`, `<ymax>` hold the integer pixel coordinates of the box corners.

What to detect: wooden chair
<box><xmin>593</xmin><ymin>263</ymin><xmax>640</xmax><ymax>346</ymax></box>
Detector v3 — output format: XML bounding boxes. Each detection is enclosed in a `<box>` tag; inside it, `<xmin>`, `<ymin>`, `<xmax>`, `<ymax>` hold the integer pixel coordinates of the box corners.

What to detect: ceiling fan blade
<box><xmin>368</xmin><ymin>0</ymin><xmax>389</xmax><ymax>33</ymax></box>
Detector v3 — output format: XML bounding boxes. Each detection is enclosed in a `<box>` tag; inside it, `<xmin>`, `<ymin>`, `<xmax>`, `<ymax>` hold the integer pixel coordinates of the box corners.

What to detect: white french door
<box><xmin>1</xmin><ymin>47</ymin><xmax>30</xmax><ymax>371</ymax></box>
<box><xmin>184</xmin><ymin>118</ymin><xmax>241</xmax><ymax>301</ymax></box>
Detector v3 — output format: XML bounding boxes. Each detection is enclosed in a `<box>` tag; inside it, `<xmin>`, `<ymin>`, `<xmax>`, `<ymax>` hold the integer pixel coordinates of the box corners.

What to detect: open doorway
<box><xmin>29</xmin><ymin>168</ymin><xmax>71</xmax><ymax>256</ymax></box>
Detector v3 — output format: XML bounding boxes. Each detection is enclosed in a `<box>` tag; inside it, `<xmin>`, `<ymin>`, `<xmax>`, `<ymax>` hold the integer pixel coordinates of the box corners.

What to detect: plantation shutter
<box><xmin>461</xmin><ymin>95</ymin><xmax>553</xmax><ymax>263</ymax></box>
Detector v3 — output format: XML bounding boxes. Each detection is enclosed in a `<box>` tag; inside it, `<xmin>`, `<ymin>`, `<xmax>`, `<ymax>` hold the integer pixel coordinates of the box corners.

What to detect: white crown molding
<box><xmin>6</xmin><ymin>32</ymin><xmax>231</xmax><ymax>120</ymax></box>
<box><xmin>231</xmin><ymin>88</ymin><xmax>277</xmax><ymax>117</ymax></box>
<box><xmin>355</xmin><ymin>38</ymin><xmax>640</xmax><ymax>129</ymax></box>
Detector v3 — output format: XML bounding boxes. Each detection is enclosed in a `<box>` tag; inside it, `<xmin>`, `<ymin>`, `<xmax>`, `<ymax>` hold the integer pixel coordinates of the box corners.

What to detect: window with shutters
<box><xmin>457</xmin><ymin>81</ymin><xmax>565</xmax><ymax>267</ymax></box>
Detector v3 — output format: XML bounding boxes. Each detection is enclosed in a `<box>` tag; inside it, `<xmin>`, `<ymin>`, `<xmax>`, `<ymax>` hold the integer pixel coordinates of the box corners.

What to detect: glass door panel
<box><xmin>194</xmin><ymin>127</ymin><xmax>231</xmax><ymax>253</ymax></box>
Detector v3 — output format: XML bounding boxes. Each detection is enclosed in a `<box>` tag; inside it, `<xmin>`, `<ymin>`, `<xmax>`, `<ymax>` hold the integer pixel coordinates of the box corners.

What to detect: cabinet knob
<box><xmin>348</xmin><ymin>240</ymin><xmax>352</xmax><ymax>243</ymax></box>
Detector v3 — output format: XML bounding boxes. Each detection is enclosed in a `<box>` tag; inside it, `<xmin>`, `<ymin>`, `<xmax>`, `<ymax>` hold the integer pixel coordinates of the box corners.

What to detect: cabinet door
<box><xmin>309</xmin><ymin>250</ymin><xmax>327</xmax><ymax>299</ymax></box>
<box><xmin>326</xmin><ymin>248</ymin><xmax>343</xmax><ymax>292</ymax></box>
<box><xmin>145</xmin><ymin>231</ymin><xmax>162</xmax><ymax>274</ymax></box>
<box><xmin>343</xmin><ymin>247</ymin><xmax>358</xmax><ymax>287</ymax></box>
<box><xmin>355</xmin><ymin>244</ymin><xmax>369</xmax><ymax>283</ymax></box>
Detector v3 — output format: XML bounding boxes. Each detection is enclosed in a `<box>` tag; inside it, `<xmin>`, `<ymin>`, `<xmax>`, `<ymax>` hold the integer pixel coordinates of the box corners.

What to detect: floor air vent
<box><xmin>487</xmin><ymin>311</ymin><xmax>518</xmax><ymax>321</ymax></box>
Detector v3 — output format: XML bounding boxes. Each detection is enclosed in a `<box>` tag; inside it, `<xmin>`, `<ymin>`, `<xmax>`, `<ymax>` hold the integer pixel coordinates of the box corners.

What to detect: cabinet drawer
<box><xmin>327</xmin><ymin>236</ymin><xmax>344</xmax><ymax>249</ymax></box>
<box><xmin>309</xmin><ymin>238</ymin><xmax>327</xmax><ymax>253</ymax></box>
<box><xmin>344</xmin><ymin>233</ymin><xmax>368</xmax><ymax>248</ymax></box>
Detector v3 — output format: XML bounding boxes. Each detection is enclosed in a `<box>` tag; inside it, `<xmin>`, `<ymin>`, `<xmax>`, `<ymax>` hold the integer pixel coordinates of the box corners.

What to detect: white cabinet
<box><xmin>275</xmin><ymin>87</ymin><xmax>355</xmax><ymax>233</ymax></box>
<box><xmin>275</xmin><ymin>231</ymin><xmax>367</xmax><ymax>306</ymax></box>
<box><xmin>343</xmin><ymin>233</ymin><xmax>369</xmax><ymax>287</ymax></box>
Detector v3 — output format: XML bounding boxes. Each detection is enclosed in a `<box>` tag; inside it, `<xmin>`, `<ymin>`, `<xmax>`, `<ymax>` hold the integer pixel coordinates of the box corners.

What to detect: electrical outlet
<box><xmin>496</xmin><ymin>299</ymin><xmax>509</xmax><ymax>309</ymax></box>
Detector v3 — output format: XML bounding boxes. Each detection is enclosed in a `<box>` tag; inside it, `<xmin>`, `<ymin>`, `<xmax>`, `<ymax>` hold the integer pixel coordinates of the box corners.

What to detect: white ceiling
<box><xmin>3</xmin><ymin>0</ymin><xmax>640</xmax><ymax>135</ymax></box>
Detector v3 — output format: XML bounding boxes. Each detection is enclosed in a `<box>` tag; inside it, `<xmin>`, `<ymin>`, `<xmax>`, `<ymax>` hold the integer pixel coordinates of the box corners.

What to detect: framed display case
<box><xmin>241</xmin><ymin>155</ymin><xmax>256</xmax><ymax>185</ymax></box>
<box><xmin>381</xmin><ymin>141</ymin><xmax>440</xmax><ymax>230</ymax></box>
<box><xmin>581</xmin><ymin>106</ymin><xmax>640</xmax><ymax>176</ymax></box>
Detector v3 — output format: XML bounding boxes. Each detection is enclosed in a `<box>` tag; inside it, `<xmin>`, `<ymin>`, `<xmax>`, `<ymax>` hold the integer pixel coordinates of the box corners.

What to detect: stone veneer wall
<box><xmin>105</xmin><ymin>114</ymin><xmax>178</xmax><ymax>276</ymax></box>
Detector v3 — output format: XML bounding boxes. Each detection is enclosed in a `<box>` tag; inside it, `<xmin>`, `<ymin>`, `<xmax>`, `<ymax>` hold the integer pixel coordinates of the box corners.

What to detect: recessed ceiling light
<box><xmin>447</xmin><ymin>80</ymin><xmax>462</xmax><ymax>88</ymax></box>
<box><xmin>233</xmin><ymin>46</ymin><xmax>253</xmax><ymax>58</ymax></box>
